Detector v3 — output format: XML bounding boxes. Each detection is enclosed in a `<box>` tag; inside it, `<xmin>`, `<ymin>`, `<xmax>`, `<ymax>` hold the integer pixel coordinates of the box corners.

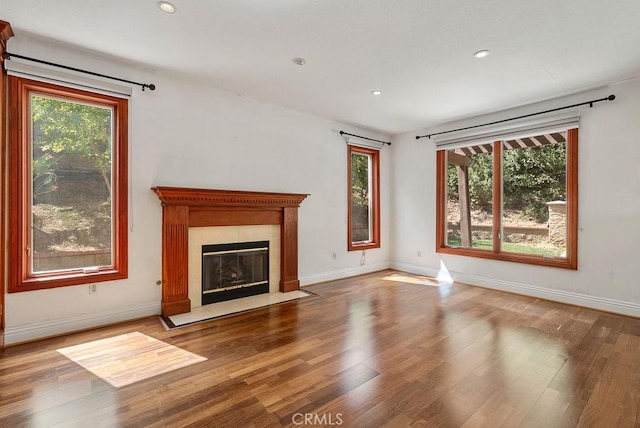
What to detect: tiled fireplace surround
<box><xmin>152</xmin><ymin>187</ymin><xmax>308</xmax><ymax>317</ymax></box>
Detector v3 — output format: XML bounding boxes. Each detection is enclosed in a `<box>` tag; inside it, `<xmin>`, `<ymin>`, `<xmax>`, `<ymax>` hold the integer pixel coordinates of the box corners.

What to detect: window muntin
<box><xmin>437</xmin><ymin>129</ymin><xmax>577</xmax><ymax>269</ymax></box>
<box><xmin>348</xmin><ymin>145</ymin><xmax>380</xmax><ymax>250</ymax></box>
<box><xmin>9</xmin><ymin>77</ymin><xmax>128</xmax><ymax>292</ymax></box>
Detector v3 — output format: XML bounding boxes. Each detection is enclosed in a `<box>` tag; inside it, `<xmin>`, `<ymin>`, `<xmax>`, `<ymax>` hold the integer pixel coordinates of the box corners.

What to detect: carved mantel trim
<box><xmin>152</xmin><ymin>187</ymin><xmax>308</xmax><ymax>316</ymax></box>
<box><xmin>153</xmin><ymin>187</ymin><xmax>308</xmax><ymax>208</ymax></box>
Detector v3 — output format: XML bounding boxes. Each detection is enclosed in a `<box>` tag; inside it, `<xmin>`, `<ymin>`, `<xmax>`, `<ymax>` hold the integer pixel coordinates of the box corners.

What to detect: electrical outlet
<box><xmin>89</xmin><ymin>283</ymin><xmax>97</xmax><ymax>294</ymax></box>
<box><xmin>332</xmin><ymin>252</ymin><xmax>337</xmax><ymax>260</ymax></box>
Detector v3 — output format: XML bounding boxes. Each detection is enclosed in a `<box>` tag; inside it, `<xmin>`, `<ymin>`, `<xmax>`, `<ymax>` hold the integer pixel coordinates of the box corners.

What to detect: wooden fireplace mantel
<box><xmin>153</xmin><ymin>187</ymin><xmax>309</xmax><ymax>316</ymax></box>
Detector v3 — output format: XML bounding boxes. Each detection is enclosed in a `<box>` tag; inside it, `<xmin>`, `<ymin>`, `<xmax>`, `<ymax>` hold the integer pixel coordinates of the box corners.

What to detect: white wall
<box><xmin>390</xmin><ymin>78</ymin><xmax>640</xmax><ymax>316</ymax></box>
<box><xmin>9</xmin><ymin>36</ymin><xmax>637</xmax><ymax>346</ymax></box>
<box><xmin>4</xmin><ymin>36</ymin><xmax>391</xmax><ymax>344</ymax></box>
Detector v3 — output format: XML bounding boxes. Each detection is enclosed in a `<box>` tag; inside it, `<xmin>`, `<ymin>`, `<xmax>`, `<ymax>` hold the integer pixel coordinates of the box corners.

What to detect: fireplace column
<box><xmin>281</xmin><ymin>207</ymin><xmax>300</xmax><ymax>292</ymax></box>
<box><xmin>161</xmin><ymin>205</ymin><xmax>191</xmax><ymax>316</ymax></box>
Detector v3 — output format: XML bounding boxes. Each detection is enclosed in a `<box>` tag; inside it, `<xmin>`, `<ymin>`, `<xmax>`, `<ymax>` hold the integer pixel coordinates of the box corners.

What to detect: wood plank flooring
<box><xmin>2</xmin><ymin>270</ymin><xmax>640</xmax><ymax>427</ymax></box>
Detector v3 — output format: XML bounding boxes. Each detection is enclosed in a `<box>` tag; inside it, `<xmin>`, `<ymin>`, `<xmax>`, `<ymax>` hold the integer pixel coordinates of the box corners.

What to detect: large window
<box><xmin>8</xmin><ymin>76</ymin><xmax>128</xmax><ymax>292</ymax></box>
<box><xmin>348</xmin><ymin>145</ymin><xmax>380</xmax><ymax>251</ymax></box>
<box><xmin>436</xmin><ymin>128</ymin><xmax>577</xmax><ymax>269</ymax></box>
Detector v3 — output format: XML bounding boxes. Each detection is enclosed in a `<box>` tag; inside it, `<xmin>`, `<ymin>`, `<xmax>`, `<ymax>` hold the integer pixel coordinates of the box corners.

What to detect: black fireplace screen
<box><xmin>201</xmin><ymin>241</ymin><xmax>269</xmax><ymax>304</ymax></box>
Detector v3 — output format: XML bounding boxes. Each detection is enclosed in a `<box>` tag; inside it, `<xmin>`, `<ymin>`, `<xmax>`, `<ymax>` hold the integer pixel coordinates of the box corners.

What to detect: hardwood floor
<box><xmin>2</xmin><ymin>270</ymin><xmax>640</xmax><ymax>427</ymax></box>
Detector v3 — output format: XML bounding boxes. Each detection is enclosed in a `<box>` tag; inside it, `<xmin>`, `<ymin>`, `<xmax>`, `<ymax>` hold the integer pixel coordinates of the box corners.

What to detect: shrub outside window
<box><xmin>8</xmin><ymin>76</ymin><xmax>128</xmax><ymax>292</ymax></box>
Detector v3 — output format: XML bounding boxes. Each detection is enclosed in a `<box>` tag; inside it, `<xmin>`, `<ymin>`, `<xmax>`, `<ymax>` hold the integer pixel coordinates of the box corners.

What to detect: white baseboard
<box><xmin>390</xmin><ymin>261</ymin><xmax>640</xmax><ymax>318</ymax></box>
<box><xmin>388</xmin><ymin>262</ymin><xmax>443</xmax><ymax>281</ymax></box>
<box><xmin>10</xmin><ymin>261</ymin><xmax>636</xmax><ymax>345</ymax></box>
<box><xmin>5</xmin><ymin>262</ymin><xmax>390</xmax><ymax>344</ymax></box>
<box><xmin>5</xmin><ymin>263</ymin><xmax>391</xmax><ymax>344</ymax></box>
<box><xmin>300</xmin><ymin>261</ymin><xmax>390</xmax><ymax>286</ymax></box>
<box><xmin>5</xmin><ymin>302</ymin><xmax>161</xmax><ymax>346</ymax></box>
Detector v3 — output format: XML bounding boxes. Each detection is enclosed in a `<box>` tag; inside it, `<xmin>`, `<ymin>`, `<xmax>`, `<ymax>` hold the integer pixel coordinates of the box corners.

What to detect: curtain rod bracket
<box><xmin>4</xmin><ymin>52</ymin><xmax>156</xmax><ymax>92</ymax></box>
<box><xmin>416</xmin><ymin>94</ymin><xmax>616</xmax><ymax>140</ymax></box>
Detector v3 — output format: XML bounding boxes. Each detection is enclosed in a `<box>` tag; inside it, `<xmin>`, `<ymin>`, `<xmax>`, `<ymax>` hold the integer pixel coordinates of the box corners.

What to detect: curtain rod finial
<box><xmin>608</xmin><ymin>94</ymin><xmax>615</xmax><ymax>101</ymax></box>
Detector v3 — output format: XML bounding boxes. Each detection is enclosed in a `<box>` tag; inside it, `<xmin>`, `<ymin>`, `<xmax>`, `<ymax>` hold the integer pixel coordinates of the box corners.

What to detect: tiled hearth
<box><xmin>165</xmin><ymin>290</ymin><xmax>312</xmax><ymax>327</ymax></box>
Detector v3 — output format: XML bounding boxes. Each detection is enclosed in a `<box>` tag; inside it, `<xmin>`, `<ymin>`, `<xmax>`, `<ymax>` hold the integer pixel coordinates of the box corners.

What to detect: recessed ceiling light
<box><xmin>158</xmin><ymin>1</ymin><xmax>176</xmax><ymax>14</ymax></box>
<box><xmin>473</xmin><ymin>50</ymin><xmax>490</xmax><ymax>58</ymax></box>
<box><xmin>371</xmin><ymin>90</ymin><xmax>382</xmax><ymax>96</ymax></box>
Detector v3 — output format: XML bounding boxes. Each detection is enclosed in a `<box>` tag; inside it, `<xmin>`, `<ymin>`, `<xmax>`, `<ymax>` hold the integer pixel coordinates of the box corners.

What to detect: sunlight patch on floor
<box><xmin>57</xmin><ymin>332</ymin><xmax>206</xmax><ymax>388</ymax></box>
<box><xmin>381</xmin><ymin>273</ymin><xmax>442</xmax><ymax>286</ymax></box>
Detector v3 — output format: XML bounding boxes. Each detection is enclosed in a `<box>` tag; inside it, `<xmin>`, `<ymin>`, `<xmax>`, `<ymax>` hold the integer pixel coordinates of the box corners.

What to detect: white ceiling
<box><xmin>2</xmin><ymin>1</ymin><xmax>640</xmax><ymax>135</ymax></box>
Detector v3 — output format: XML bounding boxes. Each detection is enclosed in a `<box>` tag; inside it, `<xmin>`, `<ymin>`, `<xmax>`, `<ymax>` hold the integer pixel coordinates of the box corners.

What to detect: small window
<box><xmin>436</xmin><ymin>128</ymin><xmax>577</xmax><ymax>269</ymax></box>
<box><xmin>8</xmin><ymin>76</ymin><xmax>128</xmax><ymax>292</ymax></box>
<box><xmin>348</xmin><ymin>145</ymin><xmax>380</xmax><ymax>250</ymax></box>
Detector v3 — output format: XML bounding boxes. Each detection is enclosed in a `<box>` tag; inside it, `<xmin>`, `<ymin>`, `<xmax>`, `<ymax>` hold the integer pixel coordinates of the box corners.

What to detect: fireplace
<box><xmin>202</xmin><ymin>240</ymin><xmax>269</xmax><ymax>304</ymax></box>
<box><xmin>152</xmin><ymin>187</ymin><xmax>308</xmax><ymax>316</ymax></box>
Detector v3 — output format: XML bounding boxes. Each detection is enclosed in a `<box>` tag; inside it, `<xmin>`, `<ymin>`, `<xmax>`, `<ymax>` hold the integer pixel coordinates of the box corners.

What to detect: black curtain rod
<box><xmin>4</xmin><ymin>52</ymin><xmax>156</xmax><ymax>91</ymax></box>
<box><xmin>415</xmin><ymin>94</ymin><xmax>615</xmax><ymax>140</ymax></box>
<box><xmin>340</xmin><ymin>131</ymin><xmax>391</xmax><ymax>146</ymax></box>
